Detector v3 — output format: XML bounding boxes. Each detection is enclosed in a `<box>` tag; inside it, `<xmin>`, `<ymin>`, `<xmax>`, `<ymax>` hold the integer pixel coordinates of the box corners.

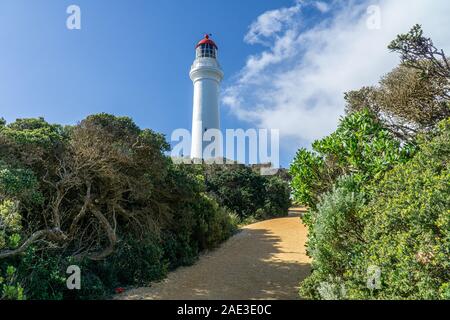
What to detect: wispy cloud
<box><xmin>314</xmin><ymin>1</ymin><xmax>330</xmax><ymax>13</ymax></box>
<box><xmin>223</xmin><ymin>0</ymin><xmax>450</xmax><ymax>160</ymax></box>
<box><xmin>244</xmin><ymin>0</ymin><xmax>302</xmax><ymax>46</ymax></box>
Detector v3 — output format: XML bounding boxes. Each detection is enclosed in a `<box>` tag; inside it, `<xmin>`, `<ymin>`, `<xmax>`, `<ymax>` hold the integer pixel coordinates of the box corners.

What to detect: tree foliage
<box><xmin>0</xmin><ymin>113</ymin><xmax>238</xmax><ymax>299</ymax></box>
<box><xmin>299</xmin><ymin>120</ymin><xmax>450</xmax><ymax>299</ymax></box>
<box><xmin>293</xmin><ymin>26</ymin><xmax>450</xmax><ymax>300</ymax></box>
<box><xmin>345</xmin><ymin>65</ymin><xmax>450</xmax><ymax>141</ymax></box>
<box><xmin>0</xmin><ymin>113</ymin><xmax>174</xmax><ymax>261</ymax></box>
<box><xmin>388</xmin><ymin>24</ymin><xmax>450</xmax><ymax>83</ymax></box>
<box><xmin>354</xmin><ymin>119</ymin><xmax>450</xmax><ymax>299</ymax></box>
<box><xmin>290</xmin><ymin>110</ymin><xmax>411</xmax><ymax>210</ymax></box>
<box><xmin>346</xmin><ymin>25</ymin><xmax>450</xmax><ymax>142</ymax></box>
<box><xmin>203</xmin><ymin>164</ymin><xmax>291</xmax><ymax>220</ymax></box>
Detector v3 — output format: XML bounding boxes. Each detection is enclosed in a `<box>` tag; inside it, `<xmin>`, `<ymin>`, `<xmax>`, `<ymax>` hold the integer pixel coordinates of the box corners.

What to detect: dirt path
<box><xmin>117</xmin><ymin>214</ymin><xmax>311</xmax><ymax>300</ymax></box>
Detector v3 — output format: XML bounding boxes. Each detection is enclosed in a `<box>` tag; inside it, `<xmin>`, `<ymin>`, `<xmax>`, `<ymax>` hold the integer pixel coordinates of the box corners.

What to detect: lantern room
<box><xmin>196</xmin><ymin>34</ymin><xmax>218</xmax><ymax>59</ymax></box>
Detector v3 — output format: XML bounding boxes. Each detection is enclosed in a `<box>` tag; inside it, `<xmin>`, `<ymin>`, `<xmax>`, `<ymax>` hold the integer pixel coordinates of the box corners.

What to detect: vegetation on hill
<box><xmin>0</xmin><ymin>114</ymin><xmax>290</xmax><ymax>300</ymax></box>
<box><xmin>202</xmin><ymin>164</ymin><xmax>291</xmax><ymax>222</ymax></box>
<box><xmin>291</xmin><ymin>25</ymin><xmax>450</xmax><ymax>300</ymax></box>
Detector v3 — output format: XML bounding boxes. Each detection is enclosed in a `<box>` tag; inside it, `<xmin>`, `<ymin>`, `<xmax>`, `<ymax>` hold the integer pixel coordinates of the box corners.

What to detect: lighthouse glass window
<box><xmin>197</xmin><ymin>44</ymin><xmax>216</xmax><ymax>59</ymax></box>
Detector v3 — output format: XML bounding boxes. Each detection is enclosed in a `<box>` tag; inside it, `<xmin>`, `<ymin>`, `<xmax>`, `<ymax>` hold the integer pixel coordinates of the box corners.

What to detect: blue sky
<box><xmin>0</xmin><ymin>0</ymin><xmax>294</xmax><ymax>163</ymax></box>
<box><xmin>1</xmin><ymin>0</ymin><xmax>450</xmax><ymax>167</ymax></box>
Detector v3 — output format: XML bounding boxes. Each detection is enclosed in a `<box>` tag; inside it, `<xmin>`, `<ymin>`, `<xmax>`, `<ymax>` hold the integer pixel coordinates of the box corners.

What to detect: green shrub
<box><xmin>299</xmin><ymin>119</ymin><xmax>450</xmax><ymax>300</ymax></box>
<box><xmin>261</xmin><ymin>176</ymin><xmax>291</xmax><ymax>218</ymax></box>
<box><xmin>162</xmin><ymin>193</ymin><xmax>238</xmax><ymax>270</ymax></box>
<box><xmin>0</xmin><ymin>265</ymin><xmax>25</xmax><ymax>300</ymax></box>
<box><xmin>194</xmin><ymin>195</ymin><xmax>238</xmax><ymax>249</ymax></box>
<box><xmin>15</xmin><ymin>248</ymin><xmax>68</xmax><ymax>300</ymax></box>
<box><xmin>299</xmin><ymin>176</ymin><xmax>366</xmax><ymax>299</ymax></box>
<box><xmin>204</xmin><ymin>164</ymin><xmax>291</xmax><ymax>221</ymax></box>
<box><xmin>205</xmin><ymin>165</ymin><xmax>265</xmax><ymax>219</ymax></box>
<box><xmin>0</xmin><ymin>200</ymin><xmax>22</xmax><ymax>251</ymax></box>
<box><xmin>67</xmin><ymin>268</ymin><xmax>106</xmax><ymax>300</ymax></box>
<box><xmin>293</xmin><ymin>110</ymin><xmax>415</xmax><ymax>299</ymax></box>
<box><xmin>349</xmin><ymin>119</ymin><xmax>450</xmax><ymax>299</ymax></box>
<box><xmin>290</xmin><ymin>109</ymin><xmax>413</xmax><ymax>210</ymax></box>
<box><xmin>0</xmin><ymin>114</ymin><xmax>239</xmax><ymax>300</ymax></box>
<box><xmin>296</xmin><ymin>27</ymin><xmax>450</xmax><ymax>300</ymax></box>
<box><xmin>289</xmin><ymin>150</ymin><xmax>325</xmax><ymax>210</ymax></box>
<box><xmin>15</xmin><ymin>238</ymin><xmax>166</xmax><ymax>300</ymax></box>
<box><xmin>101</xmin><ymin>235</ymin><xmax>168</xmax><ymax>288</ymax></box>
<box><xmin>11</xmin><ymin>248</ymin><xmax>107</xmax><ymax>300</ymax></box>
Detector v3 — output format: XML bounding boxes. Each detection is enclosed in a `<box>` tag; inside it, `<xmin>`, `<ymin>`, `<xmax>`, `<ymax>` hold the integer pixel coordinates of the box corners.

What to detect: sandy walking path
<box><xmin>117</xmin><ymin>214</ymin><xmax>311</xmax><ymax>300</ymax></box>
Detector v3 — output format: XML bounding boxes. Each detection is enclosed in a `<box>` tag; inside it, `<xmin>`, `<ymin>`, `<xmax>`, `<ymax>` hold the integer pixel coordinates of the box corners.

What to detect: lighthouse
<box><xmin>190</xmin><ymin>34</ymin><xmax>224</xmax><ymax>160</ymax></box>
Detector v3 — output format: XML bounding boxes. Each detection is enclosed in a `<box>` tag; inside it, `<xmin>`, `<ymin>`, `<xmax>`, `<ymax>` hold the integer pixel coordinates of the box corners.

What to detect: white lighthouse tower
<box><xmin>190</xmin><ymin>34</ymin><xmax>224</xmax><ymax>160</ymax></box>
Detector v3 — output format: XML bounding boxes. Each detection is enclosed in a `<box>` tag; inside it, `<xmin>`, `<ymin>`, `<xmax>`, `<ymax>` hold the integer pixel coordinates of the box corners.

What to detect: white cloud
<box><xmin>315</xmin><ymin>1</ymin><xmax>330</xmax><ymax>13</ymax></box>
<box><xmin>223</xmin><ymin>0</ymin><xmax>450</xmax><ymax>159</ymax></box>
<box><xmin>244</xmin><ymin>0</ymin><xmax>302</xmax><ymax>46</ymax></box>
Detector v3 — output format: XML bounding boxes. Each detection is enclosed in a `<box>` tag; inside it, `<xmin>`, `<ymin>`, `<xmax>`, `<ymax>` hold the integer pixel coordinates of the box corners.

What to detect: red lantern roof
<box><xmin>196</xmin><ymin>34</ymin><xmax>218</xmax><ymax>49</ymax></box>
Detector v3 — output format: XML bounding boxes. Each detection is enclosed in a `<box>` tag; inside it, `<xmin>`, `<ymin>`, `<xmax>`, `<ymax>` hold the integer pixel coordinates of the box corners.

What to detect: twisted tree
<box><xmin>0</xmin><ymin>114</ymin><xmax>173</xmax><ymax>261</ymax></box>
<box><xmin>345</xmin><ymin>25</ymin><xmax>450</xmax><ymax>142</ymax></box>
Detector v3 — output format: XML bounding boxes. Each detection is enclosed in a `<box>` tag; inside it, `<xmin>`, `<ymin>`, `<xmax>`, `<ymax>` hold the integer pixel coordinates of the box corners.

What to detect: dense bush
<box><xmin>0</xmin><ymin>265</ymin><xmax>25</xmax><ymax>300</ymax></box>
<box><xmin>300</xmin><ymin>120</ymin><xmax>450</xmax><ymax>299</ymax></box>
<box><xmin>296</xmin><ymin>116</ymin><xmax>450</xmax><ymax>300</ymax></box>
<box><xmin>290</xmin><ymin>109</ymin><xmax>412</xmax><ymax>210</ymax></box>
<box><xmin>259</xmin><ymin>176</ymin><xmax>291</xmax><ymax>220</ymax></box>
<box><xmin>351</xmin><ymin>120</ymin><xmax>450</xmax><ymax>299</ymax></box>
<box><xmin>293</xmin><ymin>109</ymin><xmax>413</xmax><ymax>299</ymax></box>
<box><xmin>298</xmin><ymin>175</ymin><xmax>365</xmax><ymax>300</ymax></box>
<box><xmin>161</xmin><ymin>191</ymin><xmax>238</xmax><ymax>270</ymax></box>
<box><xmin>346</xmin><ymin>25</ymin><xmax>450</xmax><ymax>143</ymax></box>
<box><xmin>203</xmin><ymin>164</ymin><xmax>291</xmax><ymax>221</ymax></box>
<box><xmin>14</xmin><ymin>248</ymin><xmax>69</xmax><ymax>300</ymax></box>
<box><xmin>293</xmin><ymin>25</ymin><xmax>450</xmax><ymax>300</ymax></box>
<box><xmin>100</xmin><ymin>235</ymin><xmax>167</xmax><ymax>288</ymax></box>
<box><xmin>0</xmin><ymin>114</ymin><xmax>238</xmax><ymax>300</ymax></box>
<box><xmin>345</xmin><ymin>65</ymin><xmax>450</xmax><ymax>142</ymax></box>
